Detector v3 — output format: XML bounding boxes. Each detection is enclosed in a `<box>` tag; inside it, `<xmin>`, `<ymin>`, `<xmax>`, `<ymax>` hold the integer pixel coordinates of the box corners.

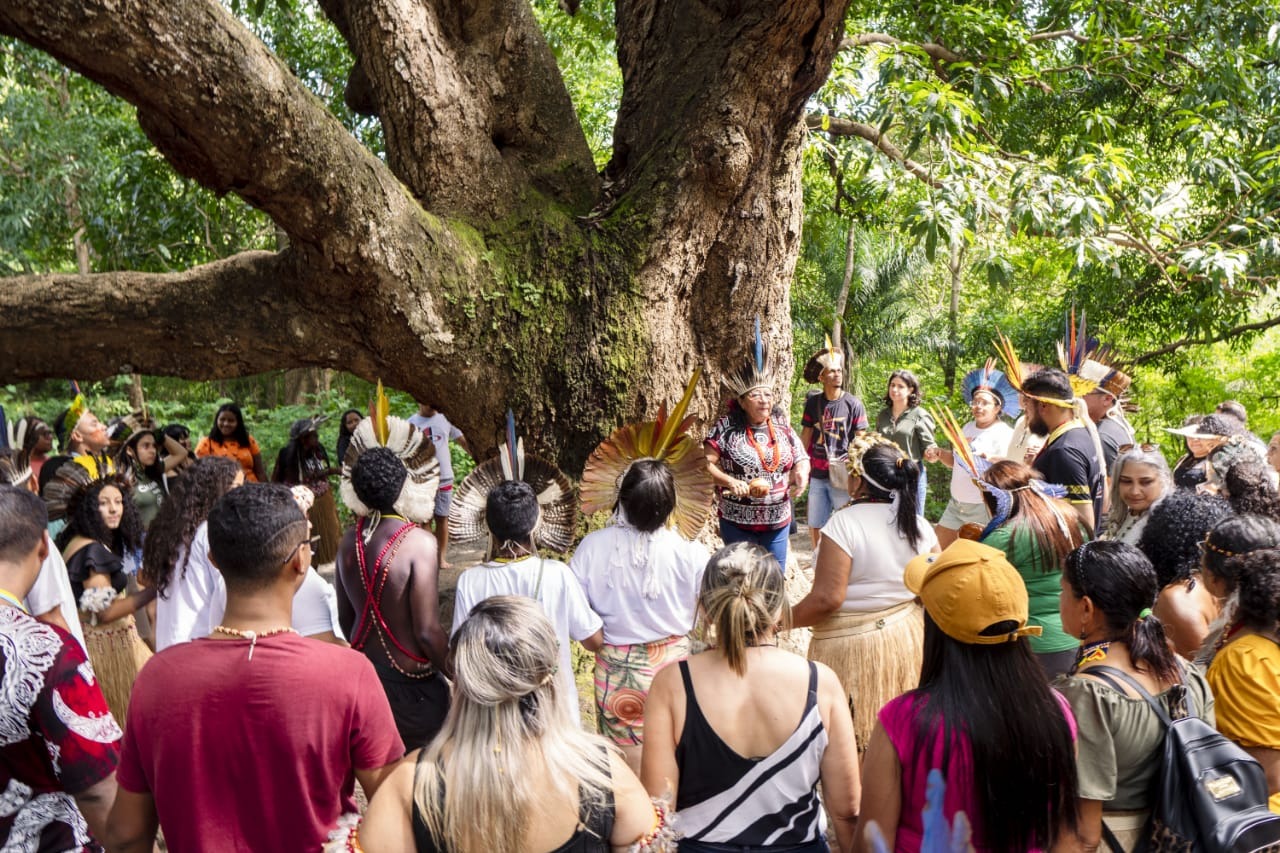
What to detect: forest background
<box><xmin>3</xmin><ymin>0</ymin><xmax>1280</xmax><ymax>518</ymax></box>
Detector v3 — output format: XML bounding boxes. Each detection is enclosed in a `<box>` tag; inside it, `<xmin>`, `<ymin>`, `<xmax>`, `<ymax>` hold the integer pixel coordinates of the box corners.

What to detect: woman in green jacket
<box><xmin>979</xmin><ymin>459</ymin><xmax>1088</xmax><ymax>678</ymax></box>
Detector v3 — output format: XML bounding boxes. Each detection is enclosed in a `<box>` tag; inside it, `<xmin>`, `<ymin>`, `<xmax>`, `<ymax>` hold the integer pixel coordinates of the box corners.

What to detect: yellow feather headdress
<box><xmin>579</xmin><ymin>369</ymin><xmax>715</xmax><ymax>539</ymax></box>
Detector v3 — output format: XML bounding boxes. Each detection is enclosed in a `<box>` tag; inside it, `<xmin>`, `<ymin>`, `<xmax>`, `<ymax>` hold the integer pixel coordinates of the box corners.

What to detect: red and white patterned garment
<box><xmin>705</xmin><ymin>411</ymin><xmax>807</xmax><ymax>531</ymax></box>
<box><xmin>0</xmin><ymin>606</ymin><xmax>122</xmax><ymax>852</ymax></box>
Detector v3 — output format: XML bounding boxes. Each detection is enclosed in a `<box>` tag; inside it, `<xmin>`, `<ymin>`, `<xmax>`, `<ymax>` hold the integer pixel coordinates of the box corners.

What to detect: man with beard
<box><xmin>1022</xmin><ymin>368</ymin><xmax>1105</xmax><ymax>535</ymax></box>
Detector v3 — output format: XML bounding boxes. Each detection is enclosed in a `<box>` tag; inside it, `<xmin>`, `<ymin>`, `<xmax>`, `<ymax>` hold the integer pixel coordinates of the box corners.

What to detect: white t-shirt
<box><xmin>407</xmin><ymin>412</ymin><xmax>463</xmax><ymax>483</ymax></box>
<box><xmin>452</xmin><ymin>557</ymin><xmax>602</xmax><ymax>719</ymax></box>
<box><xmin>292</xmin><ymin>570</ymin><xmax>345</xmax><ymax>639</ymax></box>
<box><xmin>25</xmin><ymin>536</ymin><xmax>86</xmax><ymax>653</ymax></box>
<box><xmin>820</xmin><ymin>502</ymin><xmax>939</xmax><ymax>613</ymax></box>
<box><xmin>568</xmin><ymin>524</ymin><xmax>710</xmax><ymax>646</ymax></box>
<box><xmin>155</xmin><ymin>523</ymin><xmax>224</xmax><ymax>652</ymax></box>
<box><xmin>156</xmin><ymin>522</ymin><xmax>345</xmax><ymax>650</ymax></box>
<box><xmin>950</xmin><ymin>419</ymin><xmax>1014</xmax><ymax>503</ymax></box>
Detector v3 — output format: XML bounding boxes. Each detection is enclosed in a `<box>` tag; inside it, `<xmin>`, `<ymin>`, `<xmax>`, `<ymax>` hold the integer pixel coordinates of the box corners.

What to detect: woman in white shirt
<box><xmin>569</xmin><ymin>459</ymin><xmax>710</xmax><ymax>772</ymax></box>
<box><xmin>792</xmin><ymin>436</ymin><xmax>939</xmax><ymax>751</ymax></box>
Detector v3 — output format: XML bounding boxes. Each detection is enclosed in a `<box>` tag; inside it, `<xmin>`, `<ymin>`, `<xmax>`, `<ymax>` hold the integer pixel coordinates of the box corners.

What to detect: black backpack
<box><xmin>1089</xmin><ymin>665</ymin><xmax>1280</xmax><ymax>853</ymax></box>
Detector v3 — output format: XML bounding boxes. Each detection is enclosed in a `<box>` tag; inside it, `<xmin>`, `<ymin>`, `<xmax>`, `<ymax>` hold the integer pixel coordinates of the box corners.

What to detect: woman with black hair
<box><xmin>569</xmin><ymin>459</ymin><xmax>711</xmax><ymax>772</ymax></box>
<box><xmin>875</xmin><ymin>369</ymin><xmax>936</xmax><ymax>511</ymax></box>
<box><xmin>1206</xmin><ymin>547</ymin><xmax>1280</xmax><ymax>812</ymax></box>
<box><xmin>55</xmin><ymin>472</ymin><xmax>155</xmax><ymax>722</ymax></box>
<box><xmin>335</xmin><ymin>408</ymin><xmax>362</xmax><ymax>465</ymax></box>
<box><xmin>142</xmin><ymin>456</ymin><xmax>244</xmax><ymax>650</ymax></box>
<box><xmin>116</xmin><ymin>428</ymin><xmax>190</xmax><ymax>528</ymax></box>
<box><xmin>979</xmin><ymin>460</ymin><xmax>1088</xmax><ymax>678</ymax></box>
<box><xmin>272</xmin><ymin>417</ymin><xmax>341</xmax><ymax>564</ymax></box>
<box><xmin>1137</xmin><ymin>489</ymin><xmax>1231</xmax><ymax>657</ymax></box>
<box><xmin>1057</xmin><ymin>540</ymin><xmax>1215</xmax><ymax>851</ymax></box>
<box><xmin>793</xmin><ymin>436</ymin><xmax>939</xmax><ymax>752</ymax></box>
<box><xmin>159</xmin><ymin>422</ymin><xmax>195</xmax><ymax>486</ymax></box>
<box><xmin>858</xmin><ymin>540</ymin><xmax>1078</xmax><ymax>852</ymax></box>
<box><xmin>1222</xmin><ymin>459</ymin><xmax>1280</xmax><ymax>521</ymax></box>
<box><xmin>1198</xmin><ymin>514</ymin><xmax>1280</xmax><ymax>666</ymax></box>
<box><xmin>195</xmin><ymin>402</ymin><xmax>266</xmax><ymax>483</ymax></box>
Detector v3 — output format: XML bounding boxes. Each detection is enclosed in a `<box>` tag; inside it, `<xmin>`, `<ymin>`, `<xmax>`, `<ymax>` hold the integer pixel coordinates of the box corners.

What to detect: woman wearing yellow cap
<box><xmin>857</xmin><ymin>539</ymin><xmax>1079</xmax><ymax>852</ymax></box>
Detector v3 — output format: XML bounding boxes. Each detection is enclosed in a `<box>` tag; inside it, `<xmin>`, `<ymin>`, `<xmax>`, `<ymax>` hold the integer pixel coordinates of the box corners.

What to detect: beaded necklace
<box><xmin>211</xmin><ymin>625</ymin><xmax>297</xmax><ymax>660</ymax></box>
<box><xmin>745</xmin><ymin>420</ymin><xmax>780</xmax><ymax>472</ymax></box>
<box><xmin>1073</xmin><ymin>639</ymin><xmax>1111</xmax><ymax>671</ymax></box>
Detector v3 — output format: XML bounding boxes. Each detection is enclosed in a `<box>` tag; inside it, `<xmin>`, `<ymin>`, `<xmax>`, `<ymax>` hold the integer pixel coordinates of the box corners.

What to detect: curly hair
<box><xmin>1222</xmin><ymin>460</ymin><xmax>1280</xmax><ymax>521</ymax></box>
<box><xmin>1233</xmin><ymin>549</ymin><xmax>1280</xmax><ymax>633</ymax></box>
<box><xmin>1137</xmin><ymin>489</ymin><xmax>1232</xmax><ymax>589</ymax></box>
<box><xmin>1205</xmin><ymin>514</ymin><xmax>1280</xmax><ymax>594</ymax></box>
<box><xmin>141</xmin><ymin>456</ymin><xmax>241</xmax><ymax>595</ymax></box>
<box><xmin>56</xmin><ymin>478</ymin><xmax>143</xmax><ymax>556</ymax></box>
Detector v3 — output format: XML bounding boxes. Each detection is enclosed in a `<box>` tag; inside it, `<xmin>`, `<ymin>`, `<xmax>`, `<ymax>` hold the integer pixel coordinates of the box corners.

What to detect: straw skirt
<box><xmin>808</xmin><ymin>600</ymin><xmax>923</xmax><ymax>751</ymax></box>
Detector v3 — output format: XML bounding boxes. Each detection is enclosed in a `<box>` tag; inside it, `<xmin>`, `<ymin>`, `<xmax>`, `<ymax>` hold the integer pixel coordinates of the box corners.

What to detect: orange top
<box><xmin>195</xmin><ymin>435</ymin><xmax>262</xmax><ymax>482</ymax></box>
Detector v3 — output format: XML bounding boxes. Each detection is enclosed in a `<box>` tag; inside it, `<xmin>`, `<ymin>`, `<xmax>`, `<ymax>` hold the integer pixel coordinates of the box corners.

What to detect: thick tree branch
<box><xmin>316</xmin><ymin>0</ymin><xmax>598</xmax><ymax>219</ymax></box>
<box><xmin>0</xmin><ymin>253</ymin><xmax>350</xmax><ymax>380</ymax></box>
<box><xmin>805</xmin><ymin>114</ymin><xmax>941</xmax><ymax>187</ymax></box>
<box><xmin>1130</xmin><ymin>314</ymin><xmax>1280</xmax><ymax>366</ymax></box>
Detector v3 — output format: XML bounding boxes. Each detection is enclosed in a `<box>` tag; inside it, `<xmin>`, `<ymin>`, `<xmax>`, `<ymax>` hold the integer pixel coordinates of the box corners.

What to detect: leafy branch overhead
<box><xmin>811</xmin><ymin>0</ymin><xmax>1280</xmax><ymax>327</ymax></box>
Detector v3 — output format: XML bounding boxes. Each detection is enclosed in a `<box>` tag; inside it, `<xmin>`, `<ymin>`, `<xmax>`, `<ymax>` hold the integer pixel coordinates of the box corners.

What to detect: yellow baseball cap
<box><xmin>904</xmin><ymin>539</ymin><xmax>1043</xmax><ymax>645</ymax></box>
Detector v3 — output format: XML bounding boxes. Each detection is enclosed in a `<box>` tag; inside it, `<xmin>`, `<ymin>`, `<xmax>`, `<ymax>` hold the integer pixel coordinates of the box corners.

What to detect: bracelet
<box><xmin>629</xmin><ymin>797</ymin><xmax>678</xmax><ymax>852</ymax></box>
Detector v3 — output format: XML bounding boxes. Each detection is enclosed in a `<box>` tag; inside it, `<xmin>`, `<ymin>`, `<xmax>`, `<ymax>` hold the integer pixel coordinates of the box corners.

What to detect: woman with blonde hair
<box><xmin>1101</xmin><ymin>445</ymin><xmax>1172</xmax><ymax>545</ymax></box>
<box><xmin>357</xmin><ymin>595</ymin><xmax>667</xmax><ymax>853</ymax></box>
<box><xmin>643</xmin><ymin>542</ymin><xmax>861</xmax><ymax>852</ymax></box>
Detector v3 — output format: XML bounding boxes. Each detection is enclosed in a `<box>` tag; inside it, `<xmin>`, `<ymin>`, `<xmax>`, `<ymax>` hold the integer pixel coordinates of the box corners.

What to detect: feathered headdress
<box><xmin>41</xmin><ymin>458</ymin><xmax>133</xmax><ymax>522</ymax></box>
<box><xmin>802</xmin><ymin>334</ymin><xmax>845</xmax><ymax>384</ymax></box>
<box><xmin>960</xmin><ymin>359</ymin><xmax>1020</xmax><ymax>419</ymax></box>
<box><xmin>579</xmin><ymin>369</ymin><xmax>715</xmax><ymax>540</ymax></box>
<box><xmin>450</xmin><ymin>411</ymin><xmax>577</xmax><ymax>553</ymax></box>
<box><xmin>993</xmin><ymin>331</ymin><xmax>1074</xmax><ymax>410</ymax></box>
<box><xmin>53</xmin><ymin>382</ymin><xmax>90</xmax><ymax>452</ymax></box>
<box><xmin>339</xmin><ymin>381</ymin><xmax>440</xmax><ymax>528</ymax></box>
<box><xmin>722</xmin><ymin>317</ymin><xmax>775</xmax><ymax>400</ymax></box>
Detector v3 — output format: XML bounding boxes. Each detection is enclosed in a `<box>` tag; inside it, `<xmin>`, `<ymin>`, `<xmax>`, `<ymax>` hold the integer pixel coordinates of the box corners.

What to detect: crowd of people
<box><xmin>1</xmin><ymin>317</ymin><xmax>1280</xmax><ymax>852</ymax></box>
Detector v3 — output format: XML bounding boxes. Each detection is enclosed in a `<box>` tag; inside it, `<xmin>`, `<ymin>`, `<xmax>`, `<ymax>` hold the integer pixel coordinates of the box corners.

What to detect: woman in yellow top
<box><xmin>1206</xmin><ymin>545</ymin><xmax>1280</xmax><ymax>813</ymax></box>
<box><xmin>195</xmin><ymin>403</ymin><xmax>266</xmax><ymax>483</ymax></box>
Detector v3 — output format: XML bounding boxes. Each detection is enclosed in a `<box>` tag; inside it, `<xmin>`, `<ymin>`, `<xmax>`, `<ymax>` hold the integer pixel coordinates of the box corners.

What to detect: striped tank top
<box><xmin>674</xmin><ymin>659</ymin><xmax>829</xmax><ymax>848</ymax></box>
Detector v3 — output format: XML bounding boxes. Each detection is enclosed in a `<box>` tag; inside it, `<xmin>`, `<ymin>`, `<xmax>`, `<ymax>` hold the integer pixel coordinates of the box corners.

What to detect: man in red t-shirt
<box><xmin>108</xmin><ymin>484</ymin><xmax>404</xmax><ymax>852</ymax></box>
<box><xmin>0</xmin><ymin>485</ymin><xmax>120</xmax><ymax>852</ymax></box>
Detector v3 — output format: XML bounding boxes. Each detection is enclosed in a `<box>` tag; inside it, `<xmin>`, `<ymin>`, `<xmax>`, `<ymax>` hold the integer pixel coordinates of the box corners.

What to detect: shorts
<box><xmin>434</xmin><ymin>481</ymin><xmax>454</xmax><ymax>518</ymax></box>
<box><xmin>594</xmin><ymin>635</ymin><xmax>690</xmax><ymax>746</ymax></box>
<box><xmin>807</xmin><ymin>476</ymin><xmax>849</xmax><ymax>531</ymax></box>
<box><xmin>937</xmin><ymin>498</ymin><xmax>989</xmax><ymax>530</ymax></box>
<box><xmin>371</xmin><ymin>659</ymin><xmax>451</xmax><ymax>752</ymax></box>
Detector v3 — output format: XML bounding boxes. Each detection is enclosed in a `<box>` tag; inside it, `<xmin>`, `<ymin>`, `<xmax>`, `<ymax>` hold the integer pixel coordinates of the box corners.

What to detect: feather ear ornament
<box><xmin>580</xmin><ymin>369</ymin><xmax>715</xmax><ymax>539</ymax></box>
<box><xmin>451</xmin><ymin>411</ymin><xmax>578</xmax><ymax>553</ymax></box>
<box><xmin>339</xmin><ymin>380</ymin><xmax>440</xmax><ymax>530</ymax></box>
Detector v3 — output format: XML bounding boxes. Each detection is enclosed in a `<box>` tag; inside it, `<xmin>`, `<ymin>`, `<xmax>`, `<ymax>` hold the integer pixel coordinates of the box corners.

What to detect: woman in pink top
<box><xmin>857</xmin><ymin>540</ymin><xmax>1079</xmax><ymax>853</ymax></box>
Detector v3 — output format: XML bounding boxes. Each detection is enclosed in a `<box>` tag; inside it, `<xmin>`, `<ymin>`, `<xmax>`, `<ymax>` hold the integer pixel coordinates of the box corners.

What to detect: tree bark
<box><xmin>0</xmin><ymin>0</ymin><xmax>853</xmax><ymax>471</ymax></box>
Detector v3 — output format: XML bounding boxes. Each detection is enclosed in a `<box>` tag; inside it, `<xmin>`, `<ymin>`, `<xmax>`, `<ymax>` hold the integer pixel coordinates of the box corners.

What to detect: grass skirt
<box><xmin>310</xmin><ymin>488</ymin><xmax>342</xmax><ymax>565</ymax></box>
<box><xmin>83</xmin><ymin>614</ymin><xmax>152</xmax><ymax>726</ymax></box>
<box><xmin>808</xmin><ymin>601</ymin><xmax>923</xmax><ymax>752</ymax></box>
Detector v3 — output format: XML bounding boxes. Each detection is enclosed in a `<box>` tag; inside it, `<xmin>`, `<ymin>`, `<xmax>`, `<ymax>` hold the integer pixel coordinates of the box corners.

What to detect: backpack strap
<box><xmin>1087</xmin><ymin>664</ymin><xmax>1183</xmax><ymax>727</ymax></box>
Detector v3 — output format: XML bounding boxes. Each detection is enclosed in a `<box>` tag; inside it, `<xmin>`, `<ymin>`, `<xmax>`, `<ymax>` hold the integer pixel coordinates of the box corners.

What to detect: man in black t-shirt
<box><xmin>800</xmin><ymin>340</ymin><xmax>868</xmax><ymax>546</ymax></box>
<box><xmin>1022</xmin><ymin>368</ymin><xmax>1105</xmax><ymax>535</ymax></box>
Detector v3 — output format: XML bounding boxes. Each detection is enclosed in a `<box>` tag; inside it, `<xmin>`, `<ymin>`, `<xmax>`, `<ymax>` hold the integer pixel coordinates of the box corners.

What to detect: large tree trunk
<box><xmin>0</xmin><ymin>0</ymin><xmax>852</xmax><ymax>471</ymax></box>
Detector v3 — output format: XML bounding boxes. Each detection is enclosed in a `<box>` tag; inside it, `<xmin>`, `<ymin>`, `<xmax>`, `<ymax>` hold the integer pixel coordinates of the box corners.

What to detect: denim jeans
<box><xmin>806</xmin><ymin>476</ymin><xmax>849</xmax><ymax>532</ymax></box>
<box><xmin>718</xmin><ymin>519</ymin><xmax>789</xmax><ymax>572</ymax></box>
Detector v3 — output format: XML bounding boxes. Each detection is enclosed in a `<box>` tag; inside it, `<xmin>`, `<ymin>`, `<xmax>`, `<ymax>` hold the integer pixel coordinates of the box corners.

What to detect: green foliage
<box><xmin>531</xmin><ymin>0</ymin><xmax>621</xmax><ymax>168</ymax></box>
<box><xmin>0</xmin><ymin>41</ymin><xmax>273</xmax><ymax>275</ymax></box>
